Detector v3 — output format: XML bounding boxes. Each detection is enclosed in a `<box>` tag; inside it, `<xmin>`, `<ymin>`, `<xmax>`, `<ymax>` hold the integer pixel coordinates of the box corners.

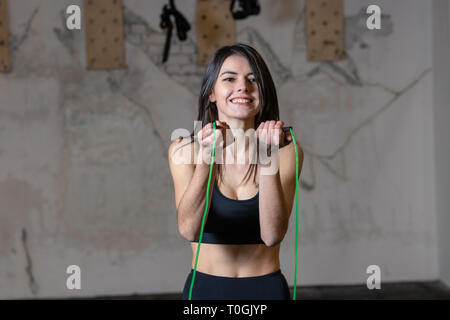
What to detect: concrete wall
<box><xmin>433</xmin><ymin>0</ymin><xmax>450</xmax><ymax>287</ymax></box>
<box><xmin>0</xmin><ymin>0</ymin><xmax>438</xmax><ymax>298</ymax></box>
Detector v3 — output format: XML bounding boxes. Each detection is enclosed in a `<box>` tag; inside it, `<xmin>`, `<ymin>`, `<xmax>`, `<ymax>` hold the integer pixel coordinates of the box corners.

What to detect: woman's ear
<box><xmin>209</xmin><ymin>92</ymin><xmax>216</xmax><ymax>103</ymax></box>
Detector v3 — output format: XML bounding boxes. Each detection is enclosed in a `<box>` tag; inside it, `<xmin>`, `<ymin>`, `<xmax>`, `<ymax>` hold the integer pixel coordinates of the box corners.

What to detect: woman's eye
<box><xmin>223</xmin><ymin>77</ymin><xmax>256</xmax><ymax>83</ymax></box>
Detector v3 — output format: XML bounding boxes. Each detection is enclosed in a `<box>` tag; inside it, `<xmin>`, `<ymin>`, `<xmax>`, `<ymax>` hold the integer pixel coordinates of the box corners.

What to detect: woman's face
<box><xmin>209</xmin><ymin>54</ymin><xmax>260</xmax><ymax>121</ymax></box>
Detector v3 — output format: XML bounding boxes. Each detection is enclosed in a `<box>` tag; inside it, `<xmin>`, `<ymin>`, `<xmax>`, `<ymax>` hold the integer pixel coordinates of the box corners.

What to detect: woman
<box><xmin>168</xmin><ymin>43</ymin><xmax>303</xmax><ymax>300</ymax></box>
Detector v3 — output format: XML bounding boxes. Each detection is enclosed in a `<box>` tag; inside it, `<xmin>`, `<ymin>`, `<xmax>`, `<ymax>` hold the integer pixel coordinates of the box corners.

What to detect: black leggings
<box><xmin>181</xmin><ymin>269</ymin><xmax>291</xmax><ymax>300</ymax></box>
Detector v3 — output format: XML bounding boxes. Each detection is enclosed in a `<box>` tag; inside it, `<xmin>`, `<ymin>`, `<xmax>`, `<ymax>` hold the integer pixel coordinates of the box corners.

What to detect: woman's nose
<box><xmin>236</xmin><ymin>78</ymin><xmax>250</xmax><ymax>92</ymax></box>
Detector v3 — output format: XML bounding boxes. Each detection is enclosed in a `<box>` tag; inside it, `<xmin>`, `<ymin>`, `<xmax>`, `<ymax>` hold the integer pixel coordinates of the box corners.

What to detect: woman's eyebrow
<box><xmin>219</xmin><ymin>71</ymin><xmax>254</xmax><ymax>77</ymax></box>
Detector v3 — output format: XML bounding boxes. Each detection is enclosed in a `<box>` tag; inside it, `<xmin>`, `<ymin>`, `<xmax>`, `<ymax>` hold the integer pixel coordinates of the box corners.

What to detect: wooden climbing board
<box><xmin>197</xmin><ymin>0</ymin><xmax>236</xmax><ymax>66</ymax></box>
<box><xmin>0</xmin><ymin>0</ymin><xmax>10</xmax><ymax>73</ymax></box>
<box><xmin>84</xmin><ymin>0</ymin><xmax>126</xmax><ymax>70</ymax></box>
<box><xmin>305</xmin><ymin>0</ymin><xmax>345</xmax><ymax>61</ymax></box>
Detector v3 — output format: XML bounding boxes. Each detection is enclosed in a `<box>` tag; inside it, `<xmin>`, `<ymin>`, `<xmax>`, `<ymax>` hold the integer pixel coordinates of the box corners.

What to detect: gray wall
<box><xmin>0</xmin><ymin>0</ymin><xmax>440</xmax><ymax>298</ymax></box>
<box><xmin>433</xmin><ymin>0</ymin><xmax>450</xmax><ymax>287</ymax></box>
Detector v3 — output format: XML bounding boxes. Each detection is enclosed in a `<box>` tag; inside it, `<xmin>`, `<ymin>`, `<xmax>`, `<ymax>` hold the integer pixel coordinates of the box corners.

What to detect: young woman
<box><xmin>168</xmin><ymin>43</ymin><xmax>303</xmax><ymax>300</ymax></box>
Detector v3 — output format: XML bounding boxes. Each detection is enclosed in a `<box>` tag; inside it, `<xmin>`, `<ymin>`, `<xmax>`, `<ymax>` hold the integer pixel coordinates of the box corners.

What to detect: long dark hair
<box><xmin>180</xmin><ymin>43</ymin><xmax>280</xmax><ymax>186</ymax></box>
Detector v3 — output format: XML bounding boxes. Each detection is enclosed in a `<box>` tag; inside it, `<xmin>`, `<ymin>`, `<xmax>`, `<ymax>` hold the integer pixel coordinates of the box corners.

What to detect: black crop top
<box><xmin>191</xmin><ymin>181</ymin><xmax>264</xmax><ymax>245</ymax></box>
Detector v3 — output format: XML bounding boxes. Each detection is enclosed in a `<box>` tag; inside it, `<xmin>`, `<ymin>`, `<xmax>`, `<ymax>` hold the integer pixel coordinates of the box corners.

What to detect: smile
<box><xmin>230</xmin><ymin>98</ymin><xmax>253</xmax><ymax>105</ymax></box>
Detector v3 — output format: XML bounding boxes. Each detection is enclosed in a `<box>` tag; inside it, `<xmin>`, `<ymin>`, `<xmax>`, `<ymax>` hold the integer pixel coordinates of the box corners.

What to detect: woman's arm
<box><xmin>258</xmin><ymin>141</ymin><xmax>304</xmax><ymax>246</ymax></box>
<box><xmin>168</xmin><ymin>139</ymin><xmax>218</xmax><ymax>241</ymax></box>
<box><xmin>178</xmin><ymin>162</ymin><xmax>218</xmax><ymax>241</ymax></box>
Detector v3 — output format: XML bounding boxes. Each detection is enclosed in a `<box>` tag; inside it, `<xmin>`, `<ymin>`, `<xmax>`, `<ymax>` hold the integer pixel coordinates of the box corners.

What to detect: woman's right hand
<box><xmin>197</xmin><ymin>120</ymin><xmax>233</xmax><ymax>164</ymax></box>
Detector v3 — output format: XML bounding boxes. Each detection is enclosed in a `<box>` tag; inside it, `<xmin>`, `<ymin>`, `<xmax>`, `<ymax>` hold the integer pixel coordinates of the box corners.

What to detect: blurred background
<box><xmin>0</xmin><ymin>0</ymin><xmax>449</xmax><ymax>299</ymax></box>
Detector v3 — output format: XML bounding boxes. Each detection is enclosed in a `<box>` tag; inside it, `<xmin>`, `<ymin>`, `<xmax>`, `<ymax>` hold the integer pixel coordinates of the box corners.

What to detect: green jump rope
<box><xmin>188</xmin><ymin>121</ymin><xmax>300</xmax><ymax>300</ymax></box>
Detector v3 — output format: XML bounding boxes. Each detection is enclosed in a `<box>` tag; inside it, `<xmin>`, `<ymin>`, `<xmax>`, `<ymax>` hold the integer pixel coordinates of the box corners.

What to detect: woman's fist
<box><xmin>197</xmin><ymin>120</ymin><xmax>233</xmax><ymax>164</ymax></box>
<box><xmin>256</xmin><ymin>120</ymin><xmax>289</xmax><ymax>148</ymax></box>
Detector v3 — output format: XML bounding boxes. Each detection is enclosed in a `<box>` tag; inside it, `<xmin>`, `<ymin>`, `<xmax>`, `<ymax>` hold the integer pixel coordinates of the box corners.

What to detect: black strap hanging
<box><xmin>230</xmin><ymin>0</ymin><xmax>261</xmax><ymax>20</ymax></box>
<box><xmin>159</xmin><ymin>0</ymin><xmax>191</xmax><ymax>63</ymax></box>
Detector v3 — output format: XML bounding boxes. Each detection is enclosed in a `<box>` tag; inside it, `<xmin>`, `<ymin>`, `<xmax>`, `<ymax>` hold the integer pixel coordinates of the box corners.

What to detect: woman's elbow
<box><xmin>178</xmin><ymin>221</ymin><xmax>197</xmax><ymax>242</ymax></box>
<box><xmin>178</xmin><ymin>226</ymin><xmax>194</xmax><ymax>241</ymax></box>
<box><xmin>262</xmin><ymin>234</ymin><xmax>283</xmax><ymax>247</ymax></box>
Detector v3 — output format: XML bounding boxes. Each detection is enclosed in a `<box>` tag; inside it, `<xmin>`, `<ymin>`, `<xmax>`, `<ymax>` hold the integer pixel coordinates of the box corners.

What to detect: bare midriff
<box><xmin>190</xmin><ymin>242</ymin><xmax>280</xmax><ymax>277</ymax></box>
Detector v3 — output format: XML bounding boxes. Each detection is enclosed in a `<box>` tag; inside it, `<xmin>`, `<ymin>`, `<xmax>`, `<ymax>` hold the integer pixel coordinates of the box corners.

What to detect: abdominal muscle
<box><xmin>190</xmin><ymin>242</ymin><xmax>281</xmax><ymax>278</ymax></box>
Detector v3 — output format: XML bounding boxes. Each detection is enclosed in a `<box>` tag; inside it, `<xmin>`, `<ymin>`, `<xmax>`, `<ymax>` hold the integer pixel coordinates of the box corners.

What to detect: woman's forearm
<box><xmin>258</xmin><ymin>154</ymin><xmax>289</xmax><ymax>246</ymax></box>
<box><xmin>177</xmin><ymin>161</ymin><xmax>218</xmax><ymax>241</ymax></box>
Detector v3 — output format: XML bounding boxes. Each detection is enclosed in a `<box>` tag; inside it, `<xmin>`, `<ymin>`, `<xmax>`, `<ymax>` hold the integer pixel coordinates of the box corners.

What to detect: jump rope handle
<box><xmin>211</xmin><ymin>122</ymin><xmax>291</xmax><ymax>134</ymax></box>
<box><xmin>211</xmin><ymin>123</ymin><xmax>292</xmax><ymax>140</ymax></box>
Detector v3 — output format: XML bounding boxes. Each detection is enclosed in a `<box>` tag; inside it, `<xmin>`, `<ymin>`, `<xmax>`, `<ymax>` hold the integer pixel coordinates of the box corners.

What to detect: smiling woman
<box><xmin>209</xmin><ymin>54</ymin><xmax>260</xmax><ymax>124</ymax></box>
<box><xmin>168</xmin><ymin>43</ymin><xmax>303</xmax><ymax>300</ymax></box>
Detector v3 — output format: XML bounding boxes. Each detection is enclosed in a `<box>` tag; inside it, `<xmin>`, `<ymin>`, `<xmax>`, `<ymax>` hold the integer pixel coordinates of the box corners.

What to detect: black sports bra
<box><xmin>190</xmin><ymin>181</ymin><xmax>264</xmax><ymax>245</ymax></box>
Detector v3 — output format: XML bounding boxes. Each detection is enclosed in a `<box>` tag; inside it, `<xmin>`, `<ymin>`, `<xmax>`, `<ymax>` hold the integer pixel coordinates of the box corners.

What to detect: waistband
<box><xmin>189</xmin><ymin>269</ymin><xmax>282</xmax><ymax>280</ymax></box>
<box><xmin>191</xmin><ymin>232</ymin><xmax>265</xmax><ymax>245</ymax></box>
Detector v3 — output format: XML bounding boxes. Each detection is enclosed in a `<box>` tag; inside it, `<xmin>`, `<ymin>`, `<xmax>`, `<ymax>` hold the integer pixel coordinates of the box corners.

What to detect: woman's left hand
<box><xmin>256</xmin><ymin>120</ymin><xmax>291</xmax><ymax>148</ymax></box>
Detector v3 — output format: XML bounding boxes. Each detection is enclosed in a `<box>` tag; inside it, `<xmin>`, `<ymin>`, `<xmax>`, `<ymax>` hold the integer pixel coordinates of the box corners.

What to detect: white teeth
<box><xmin>231</xmin><ymin>99</ymin><xmax>251</xmax><ymax>103</ymax></box>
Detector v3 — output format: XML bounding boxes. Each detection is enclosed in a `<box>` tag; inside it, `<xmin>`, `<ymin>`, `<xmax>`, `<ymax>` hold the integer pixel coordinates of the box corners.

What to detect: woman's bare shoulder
<box><xmin>168</xmin><ymin>136</ymin><xmax>198</xmax><ymax>166</ymax></box>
